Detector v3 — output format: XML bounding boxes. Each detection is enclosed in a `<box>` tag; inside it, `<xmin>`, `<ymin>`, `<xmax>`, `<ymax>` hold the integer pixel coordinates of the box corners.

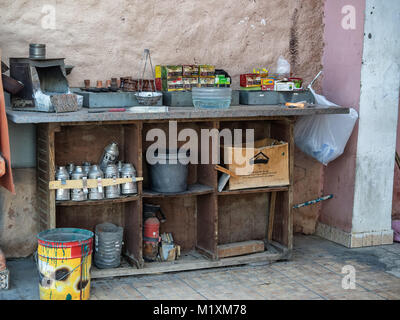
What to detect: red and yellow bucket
<box><xmin>37</xmin><ymin>228</ymin><xmax>94</xmax><ymax>300</ymax></box>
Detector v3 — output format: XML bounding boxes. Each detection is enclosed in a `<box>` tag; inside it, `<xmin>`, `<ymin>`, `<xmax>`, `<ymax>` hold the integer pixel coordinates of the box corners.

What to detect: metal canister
<box><xmin>121</xmin><ymin>163</ymin><xmax>137</xmax><ymax>195</ymax></box>
<box><xmin>29</xmin><ymin>44</ymin><xmax>46</xmax><ymax>59</ymax></box>
<box><xmin>67</xmin><ymin>163</ymin><xmax>75</xmax><ymax>176</ymax></box>
<box><xmin>117</xmin><ymin>161</ymin><xmax>123</xmax><ymax>176</ymax></box>
<box><xmin>71</xmin><ymin>166</ymin><xmax>87</xmax><ymax>201</ymax></box>
<box><xmin>55</xmin><ymin>166</ymin><xmax>70</xmax><ymax>201</ymax></box>
<box><xmin>104</xmin><ymin>164</ymin><xmax>120</xmax><ymax>199</ymax></box>
<box><xmin>99</xmin><ymin>142</ymin><xmax>119</xmax><ymax>171</ymax></box>
<box><xmin>88</xmin><ymin>165</ymin><xmax>104</xmax><ymax>200</ymax></box>
<box><xmin>82</xmin><ymin>162</ymin><xmax>91</xmax><ymax>176</ymax></box>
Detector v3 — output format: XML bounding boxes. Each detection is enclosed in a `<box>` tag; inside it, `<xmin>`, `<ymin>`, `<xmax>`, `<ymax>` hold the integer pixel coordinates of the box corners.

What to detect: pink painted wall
<box><xmin>320</xmin><ymin>0</ymin><xmax>365</xmax><ymax>232</ymax></box>
<box><xmin>392</xmin><ymin>98</ymin><xmax>400</xmax><ymax>220</ymax></box>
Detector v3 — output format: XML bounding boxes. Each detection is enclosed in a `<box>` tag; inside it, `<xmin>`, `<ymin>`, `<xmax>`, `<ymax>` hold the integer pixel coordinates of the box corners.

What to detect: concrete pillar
<box><xmin>316</xmin><ymin>0</ymin><xmax>400</xmax><ymax>247</ymax></box>
<box><xmin>351</xmin><ymin>0</ymin><xmax>400</xmax><ymax>246</ymax></box>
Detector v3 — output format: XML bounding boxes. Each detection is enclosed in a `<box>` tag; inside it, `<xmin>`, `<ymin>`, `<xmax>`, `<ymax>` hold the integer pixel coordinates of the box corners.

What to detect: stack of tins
<box><xmin>37</xmin><ymin>228</ymin><xmax>93</xmax><ymax>300</ymax></box>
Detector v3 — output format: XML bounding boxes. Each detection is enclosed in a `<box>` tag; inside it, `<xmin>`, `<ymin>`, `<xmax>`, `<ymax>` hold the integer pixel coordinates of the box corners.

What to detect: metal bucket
<box><xmin>37</xmin><ymin>228</ymin><xmax>93</xmax><ymax>300</ymax></box>
<box><xmin>94</xmin><ymin>223</ymin><xmax>123</xmax><ymax>269</ymax></box>
<box><xmin>147</xmin><ymin>149</ymin><xmax>189</xmax><ymax>193</ymax></box>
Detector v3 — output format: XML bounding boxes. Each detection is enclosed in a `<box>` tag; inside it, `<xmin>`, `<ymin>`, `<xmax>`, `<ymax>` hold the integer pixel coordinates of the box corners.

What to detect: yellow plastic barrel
<box><xmin>37</xmin><ymin>228</ymin><xmax>94</xmax><ymax>300</ymax></box>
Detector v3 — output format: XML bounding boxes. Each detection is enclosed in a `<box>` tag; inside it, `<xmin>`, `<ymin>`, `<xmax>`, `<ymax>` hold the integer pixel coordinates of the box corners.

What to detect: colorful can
<box><xmin>37</xmin><ymin>228</ymin><xmax>93</xmax><ymax>300</ymax></box>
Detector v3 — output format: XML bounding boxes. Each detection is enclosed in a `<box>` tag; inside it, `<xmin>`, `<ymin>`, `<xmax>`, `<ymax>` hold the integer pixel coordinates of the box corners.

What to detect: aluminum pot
<box><xmin>104</xmin><ymin>164</ymin><xmax>120</xmax><ymax>199</ymax></box>
<box><xmin>71</xmin><ymin>166</ymin><xmax>86</xmax><ymax>201</ymax></box>
<box><xmin>121</xmin><ymin>163</ymin><xmax>137</xmax><ymax>195</ymax></box>
<box><xmin>88</xmin><ymin>165</ymin><xmax>104</xmax><ymax>200</ymax></box>
<box><xmin>55</xmin><ymin>166</ymin><xmax>70</xmax><ymax>201</ymax></box>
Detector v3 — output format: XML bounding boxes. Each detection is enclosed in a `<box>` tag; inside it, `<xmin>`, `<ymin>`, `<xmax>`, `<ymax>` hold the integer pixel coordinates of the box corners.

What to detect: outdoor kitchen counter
<box><xmin>6</xmin><ymin>105</ymin><xmax>349</xmax><ymax>124</ymax></box>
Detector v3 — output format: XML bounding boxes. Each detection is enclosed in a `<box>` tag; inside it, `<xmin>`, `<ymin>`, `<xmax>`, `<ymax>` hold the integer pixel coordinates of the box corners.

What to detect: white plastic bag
<box><xmin>275</xmin><ymin>55</ymin><xmax>291</xmax><ymax>75</ymax></box>
<box><xmin>294</xmin><ymin>86</ymin><xmax>358</xmax><ymax>165</ymax></box>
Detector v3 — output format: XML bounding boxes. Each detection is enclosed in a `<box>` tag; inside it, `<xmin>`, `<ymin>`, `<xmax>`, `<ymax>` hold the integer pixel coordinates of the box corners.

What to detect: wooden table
<box><xmin>7</xmin><ymin>105</ymin><xmax>349</xmax><ymax>278</ymax></box>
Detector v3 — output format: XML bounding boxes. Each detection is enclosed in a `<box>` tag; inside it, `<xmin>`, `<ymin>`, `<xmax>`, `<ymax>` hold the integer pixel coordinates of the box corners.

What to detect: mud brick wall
<box><xmin>0</xmin><ymin>0</ymin><xmax>325</xmax><ymax>256</ymax></box>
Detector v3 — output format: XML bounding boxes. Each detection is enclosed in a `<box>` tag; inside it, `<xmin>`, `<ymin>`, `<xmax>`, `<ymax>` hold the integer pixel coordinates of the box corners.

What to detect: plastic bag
<box><xmin>275</xmin><ymin>55</ymin><xmax>290</xmax><ymax>75</ymax></box>
<box><xmin>294</xmin><ymin>86</ymin><xmax>358</xmax><ymax>165</ymax></box>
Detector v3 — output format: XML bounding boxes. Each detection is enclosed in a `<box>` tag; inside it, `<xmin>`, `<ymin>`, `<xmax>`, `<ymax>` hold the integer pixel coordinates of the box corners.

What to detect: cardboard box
<box><xmin>275</xmin><ymin>81</ymin><xmax>294</xmax><ymax>91</ymax></box>
<box><xmin>223</xmin><ymin>138</ymin><xmax>289</xmax><ymax>190</ymax></box>
<box><xmin>162</xmin><ymin>77</ymin><xmax>184</xmax><ymax>91</ymax></box>
<box><xmin>198</xmin><ymin>76</ymin><xmax>215</xmax><ymax>87</ymax></box>
<box><xmin>182</xmin><ymin>65</ymin><xmax>199</xmax><ymax>76</ymax></box>
<box><xmin>240</xmin><ymin>74</ymin><xmax>261</xmax><ymax>87</ymax></box>
<box><xmin>183</xmin><ymin>77</ymin><xmax>199</xmax><ymax>90</ymax></box>
<box><xmin>162</xmin><ymin>65</ymin><xmax>183</xmax><ymax>78</ymax></box>
<box><xmin>261</xmin><ymin>78</ymin><xmax>275</xmax><ymax>91</ymax></box>
<box><xmin>199</xmin><ymin>65</ymin><xmax>215</xmax><ymax>77</ymax></box>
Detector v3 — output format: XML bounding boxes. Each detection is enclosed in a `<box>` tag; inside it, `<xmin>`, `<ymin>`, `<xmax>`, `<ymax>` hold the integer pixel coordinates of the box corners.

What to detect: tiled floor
<box><xmin>2</xmin><ymin>235</ymin><xmax>400</xmax><ymax>300</ymax></box>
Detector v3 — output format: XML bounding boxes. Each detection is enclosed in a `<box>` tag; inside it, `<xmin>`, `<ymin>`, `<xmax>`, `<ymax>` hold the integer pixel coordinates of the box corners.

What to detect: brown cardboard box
<box><xmin>223</xmin><ymin>138</ymin><xmax>289</xmax><ymax>190</ymax></box>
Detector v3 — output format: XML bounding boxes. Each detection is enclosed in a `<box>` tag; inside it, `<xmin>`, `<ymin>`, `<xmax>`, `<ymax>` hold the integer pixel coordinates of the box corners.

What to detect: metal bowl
<box><xmin>134</xmin><ymin>91</ymin><xmax>162</xmax><ymax>106</ymax></box>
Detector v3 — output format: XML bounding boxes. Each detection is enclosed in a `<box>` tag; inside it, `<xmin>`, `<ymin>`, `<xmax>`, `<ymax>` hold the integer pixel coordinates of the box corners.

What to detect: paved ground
<box><xmin>1</xmin><ymin>235</ymin><xmax>400</xmax><ymax>300</ymax></box>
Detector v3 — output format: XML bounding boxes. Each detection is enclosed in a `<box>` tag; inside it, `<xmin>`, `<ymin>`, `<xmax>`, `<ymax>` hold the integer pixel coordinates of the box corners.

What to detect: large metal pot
<box><xmin>147</xmin><ymin>149</ymin><xmax>189</xmax><ymax>193</ymax></box>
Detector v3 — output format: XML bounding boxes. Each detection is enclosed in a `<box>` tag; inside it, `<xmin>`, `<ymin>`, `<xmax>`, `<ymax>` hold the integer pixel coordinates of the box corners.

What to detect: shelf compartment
<box><xmin>143</xmin><ymin>183</ymin><xmax>214</xmax><ymax>198</ymax></box>
<box><xmin>218</xmin><ymin>185</ymin><xmax>288</xmax><ymax>196</ymax></box>
<box><xmin>56</xmin><ymin>195</ymin><xmax>139</xmax><ymax>206</ymax></box>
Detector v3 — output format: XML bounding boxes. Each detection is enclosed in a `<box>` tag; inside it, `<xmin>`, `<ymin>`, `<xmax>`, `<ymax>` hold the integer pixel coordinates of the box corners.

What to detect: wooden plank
<box><xmin>54</xmin><ymin>124</ymin><xmax>124</xmax><ymax>165</ymax></box>
<box><xmin>37</xmin><ymin>123</ymin><xmax>57</xmax><ymax>230</ymax></box>
<box><xmin>143</xmin><ymin>183</ymin><xmax>214</xmax><ymax>198</ymax></box>
<box><xmin>218</xmin><ymin>186</ymin><xmax>288</xmax><ymax>196</ymax></box>
<box><xmin>218</xmin><ymin>193</ymin><xmax>268</xmax><ymax>245</ymax></box>
<box><xmin>197</xmin><ymin>193</ymin><xmax>218</xmax><ymax>259</ymax></box>
<box><xmin>217</xmin><ymin>240</ymin><xmax>265</xmax><ymax>258</ymax></box>
<box><xmin>267</xmin><ymin>192</ymin><xmax>277</xmax><ymax>241</ymax></box>
<box><xmin>56</xmin><ymin>195</ymin><xmax>139</xmax><ymax>206</ymax></box>
<box><xmin>91</xmin><ymin>248</ymin><xmax>285</xmax><ymax>279</ymax></box>
<box><xmin>49</xmin><ymin>177</ymin><xmax>143</xmax><ymax>190</ymax></box>
<box><xmin>270</xmin><ymin>119</ymin><xmax>294</xmax><ymax>249</ymax></box>
<box><xmin>144</xmin><ymin>197</ymin><xmax>197</xmax><ymax>253</ymax></box>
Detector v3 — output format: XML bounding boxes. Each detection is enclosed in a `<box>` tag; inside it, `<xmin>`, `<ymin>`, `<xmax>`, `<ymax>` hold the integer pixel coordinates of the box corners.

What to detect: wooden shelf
<box><xmin>143</xmin><ymin>183</ymin><xmax>214</xmax><ymax>198</ymax></box>
<box><xmin>56</xmin><ymin>194</ymin><xmax>139</xmax><ymax>206</ymax></box>
<box><xmin>218</xmin><ymin>185</ymin><xmax>289</xmax><ymax>196</ymax></box>
<box><xmin>91</xmin><ymin>246</ymin><xmax>287</xmax><ymax>279</ymax></box>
